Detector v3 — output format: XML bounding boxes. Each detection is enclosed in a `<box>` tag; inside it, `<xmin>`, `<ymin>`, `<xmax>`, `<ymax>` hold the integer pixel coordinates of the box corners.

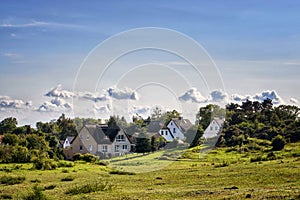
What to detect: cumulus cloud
<box><xmin>290</xmin><ymin>98</ymin><xmax>299</xmax><ymax>104</ymax></box>
<box><xmin>209</xmin><ymin>90</ymin><xmax>228</xmax><ymax>102</ymax></box>
<box><xmin>107</xmin><ymin>87</ymin><xmax>139</xmax><ymax>100</ymax></box>
<box><xmin>230</xmin><ymin>90</ymin><xmax>284</xmax><ymax>104</ymax></box>
<box><xmin>37</xmin><ymin>97</ymin><xmax>72</xmax><ymax>112</ymax></box>
<box><xmin>179</xmin><ymin>88</ymin><xmax>206</xmax><ymax>103</ymax></box>
<box><xmin>131</xmin><ymin>105</ymin><xmax>150</xmax><ymax>116</ymax></box>
<box><xmin>77</xmin><ymin>91</ymin><xmax>107</xmax><ymax>102</ymax></box>
<box><xmin>0</xmin><ymin>96</ymin><xmax>32</xmax><ymax>110</ymax></box>
<box><xmin>45</xmin><ymin>84</ymin><xmax>74</xmax><ymax>98</ymax></box>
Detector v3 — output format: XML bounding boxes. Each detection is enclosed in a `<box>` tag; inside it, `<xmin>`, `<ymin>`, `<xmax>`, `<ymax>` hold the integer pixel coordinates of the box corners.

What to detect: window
<box><xmin>122</xmin><ymin>145</ymin><xmax>127</xmax><ymax>150</ymax></box>
<box><xmin>173</xmin><ymin>128</ymin><xmax>176</xmax><ymax>133</ymax></box>
<box><xmin>66</xmin><ymin>140</ymin><xmax>69</xmax><ymax>144</ymax></box>
<box><xmin>89</xmin><ymin>145</ymin><xmax>93</xmax><ymax>151</ymax></box>
<box><xmin>115</xmin><ymin>145</ymin><xmax>119</xmax><ymax>152</ymax></box>
<box><xmin>86</xmin><ymin>134</ymin><xmax>89</xmax><ymax>140</ymax></box>
<box><xmin>80</xmin><ymin>135</ymin><xmax>83</xmax><ymax>139</ymax></box>
<box><xmin>165</xmin><ymin>130</ymin><xmax>168</xmax><ymax>135</ymax></box>
<box><xmin>215</xmin><ymin>126</ymin><xmax>218</xmax><ymax>130</ymax></box>
<box><xmin>210</xmin><ymin>126</ymin><xmax>213</xmax><ymax>131</ymax></box>
<box><xmin>79</xmin><ymin>145</ymin><xmax>83</xmax><ymax>150</ymax></box>
<box><xmin>102</xmin><ymin>145</ymin><xmax>107</xmax><ymax>152</ymax></box>
<box><xmin>161</xmin><ymin>130</ymin><xmax>164</xmax><ymax>135</ymax></box>
<box><xmin>171</xmin><ymin>122</ymin><xmax>173</xmax><ymax>125</ymax></box>
<box><xmin>116</xmin><ymin>135</ymin><xmax>125</xmax><ymax>142</ymax></box>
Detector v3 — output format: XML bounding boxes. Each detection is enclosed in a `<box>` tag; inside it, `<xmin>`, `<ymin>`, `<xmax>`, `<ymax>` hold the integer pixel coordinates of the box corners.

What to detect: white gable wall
<box><xmin>167</xmin><ymin>120</ymin><xmax>184</xmax><ymax>140</ymax></box>
<box><xmin>203</xmin><ymin>120</ymin><xmax>221</xmax><ymax>138</ymax></box>
<box><xmin>112</xmin><ymin>130</ymin><xmax>131</xmax><ymax>156</ymax></box>
<box><xmin>160</xmin><ymin>129</ymin><xmax>173</xmax><ymax>142</ymax></box>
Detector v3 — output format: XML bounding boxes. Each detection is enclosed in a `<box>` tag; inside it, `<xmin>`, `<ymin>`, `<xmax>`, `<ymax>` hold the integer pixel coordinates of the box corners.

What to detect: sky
<box><xmin>0</xmin><ymin>1</ymin><xmax>300</xmax><ymax>126</ymax></box>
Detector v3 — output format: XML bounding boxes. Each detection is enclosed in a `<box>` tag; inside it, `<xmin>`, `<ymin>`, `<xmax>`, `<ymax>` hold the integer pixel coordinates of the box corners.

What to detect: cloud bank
<box><xmin>0</xmin><ymin>96</ymin><xmax>32</xmax><ymax>109</ymax></box>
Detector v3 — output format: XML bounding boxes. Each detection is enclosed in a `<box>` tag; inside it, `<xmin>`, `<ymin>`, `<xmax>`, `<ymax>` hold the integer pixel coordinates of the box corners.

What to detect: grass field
<box><xmin>0</xmin><ymin>142</ymin><xmax>299</xmax><ymax>199</ymax></box>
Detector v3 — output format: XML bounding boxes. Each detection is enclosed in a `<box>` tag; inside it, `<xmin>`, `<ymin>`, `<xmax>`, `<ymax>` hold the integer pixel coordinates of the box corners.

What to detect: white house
<box><xmin>203</xmin><ymin>118</ymin><xmax>225</xmax><ymax>139</ymax></box>
<box><xmin>159</xmin><ymin>117</ymin><xmax>193</xmax><ymax>142</ymax></box>
<box><xmin>73</xmin><ymin>125</ymin><xmax>134</xmax><ymax>158</ymax></box>
<box><xmin>63</xmin><ymin>136</ymin><xmax>75</xmax><ymax>149</ymax></box>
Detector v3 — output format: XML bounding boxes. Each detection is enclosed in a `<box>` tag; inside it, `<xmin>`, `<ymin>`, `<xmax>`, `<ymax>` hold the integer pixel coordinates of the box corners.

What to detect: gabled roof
<box><xmin>82</xmin><ymin>124</ymin><xmax>133</xmax><ymax>144</ymax></box>
<box><xmin>213</xmin><ymin>118</ymin><xmax>225</xmax><ymax>127</ymax></box>
<box><xmin>66</xmin><ymin>136</ymin><xmax>75</xmax><ymax>143</ymax></box>
<box><xmin>170</xmin><ymin>117</ymin><xmax>193</xmax><ymax>132</ymax></box>
<box><xmin>147</xmin><ymin>120</ymin><xmax>164</xmax><ymax>133</ymax></box>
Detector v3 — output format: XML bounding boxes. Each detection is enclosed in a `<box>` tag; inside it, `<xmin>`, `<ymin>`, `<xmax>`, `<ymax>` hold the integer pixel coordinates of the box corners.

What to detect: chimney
<box><xmin>178</xmin><ymin>116</ymin><xmax>183</xmax><ymax>120</ymax></box>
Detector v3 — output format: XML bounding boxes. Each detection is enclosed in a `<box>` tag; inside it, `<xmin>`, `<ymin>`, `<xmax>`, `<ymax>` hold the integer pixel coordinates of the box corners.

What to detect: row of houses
<box><xmin>63</xmin><ymin>117</ymin><xmax>224</xmax><ymax>159</ymax></box>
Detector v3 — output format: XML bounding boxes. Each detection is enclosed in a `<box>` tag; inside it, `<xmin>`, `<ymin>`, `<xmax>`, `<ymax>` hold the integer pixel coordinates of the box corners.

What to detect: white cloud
<box><xmin>178</xmin><ymin>88</ymin><xmax>206</xmax><ymax>103</ymax></box>
<box><xmin>290</xmin><ymin>98</ymin><xmax>299</xmax><ymax>104</ymax></box>
<box><xmin>209</xmin><ymin>90</ymin><xmax>228</xmax><ymax>102</ymax></box>
<box><xmin>45</xmin><ymin>84</ymin><xmax>74</xmax><ymax>98</ymax></box>
<box><xmin>230</xmin><ymin>90</ymin><xmax>284</xmax><ymax>104</ymax></box>
<box><xmin>77</xmin><ymin>91</ymin><xmax>107</xmax><ymax>102</ymax></box>
<box><xmin>37</xmin><ymin>97</ymin><xmax>72</xmax><ymax>112</ymax></box>
<box><xmin>107</xmin><ymin>87</ymin><xmax>139</xmax><ymax>100</ymax></box>
<box><xmin>0</xmin><ymin>19</ymin><xmax>83</xmax><ymax>29</ymax></box>
<box><xmin>130</xmin><ymin>105</ymin><xmax>150</xmax><ymax>117</ymax></box>
<box><xmin>0</xmin><ymin>96</ymin><xmax>32</xmax><ymax>110</ymax></box>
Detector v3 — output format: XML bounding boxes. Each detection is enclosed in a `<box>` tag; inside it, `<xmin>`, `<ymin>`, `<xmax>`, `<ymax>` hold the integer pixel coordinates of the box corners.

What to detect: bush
<box><xmin>0</xmin><ymin>175</ymin><xmax>25</xmax><ymax>185</ymax></box>
<box><xmin>31</xmin><ymin>157</ymin><xmax>57</xmax><ymax>170</ymax></box>
<box><xmin>57</xmin><ymin>161</ymin><xmax>74</xmax><ymax>168</ymax></box>
<box><xmin>65</xmin><ymin>181</ymin><xmax>112</xmax><ymax>195</ymax></box>
<box><xmin>22</xmin><ymin>186</ymin><xmax>48</xmax><ymax>200</ymax></box>
<box><xmin>73</xmin><ymin>153</ymin><xmax>98</xmax><ymax>163</ymax></box>
<box><xmin>250</xmin><ymin>155</ymin><xmax>267</xmax><ymax>162</ymax></box>
<box><xmin>271</xmin><ymin>135</ymin><xmax>286</xmax><ymax>151</ymax></box>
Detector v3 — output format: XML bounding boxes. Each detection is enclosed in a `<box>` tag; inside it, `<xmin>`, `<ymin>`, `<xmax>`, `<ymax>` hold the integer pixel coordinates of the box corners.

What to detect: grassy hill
<box><xmin>0</xmin><ymin>142</ymin><xmax>299</xmax><ymax>199</ymax></box>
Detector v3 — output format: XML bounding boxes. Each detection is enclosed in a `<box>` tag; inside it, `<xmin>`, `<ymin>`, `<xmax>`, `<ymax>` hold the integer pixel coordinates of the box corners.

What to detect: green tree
<box><xmin>2</xmin><ymin>133</ymin><xmax>19</xmax><ymax>146</ymax></box>
<box><xmin>135</xmin><ymin>133</ymin><xmax>151</xmax><ymax>153</ymax></box>
<box><xmin>0</xmin><ymin>117</ymin><xmax>17</xmax><ymax>134</ymax></box>
<box><xmin>271</xmin><ymin>135</ymin><xmax>286</xmax><ymax>151</ymax></box>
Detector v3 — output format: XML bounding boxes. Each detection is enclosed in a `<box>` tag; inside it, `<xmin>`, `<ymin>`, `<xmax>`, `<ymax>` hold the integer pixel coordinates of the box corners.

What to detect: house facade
<box><xmin>203</xmin><ymin>118</ymin><xmax>225</xmax><ymax>139</ymax></box>
<box><xmin>159</xmin><ymin>117</ymin><xmax>193</xmax><ymax>142</ymax></box>
<box><xmin>63</xmin><ymin>136</ymin><xmax>75</xmax><ymax>149</ymax></box>
<box><xmin>71</xmin><ymin>124</ymin><xmax>134</xmax><ymax>159</ymax></box>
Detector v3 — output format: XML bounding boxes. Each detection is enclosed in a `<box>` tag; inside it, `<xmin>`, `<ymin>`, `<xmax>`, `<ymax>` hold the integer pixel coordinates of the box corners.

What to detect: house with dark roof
<box><xmin>159</xmin><ymin>117</ymin><xmax>193</xmax><ymax>142</ymax></box>
<box><xmin>63</xmin><ymin>136</ymin><xmax>75</xmax><ymax>149</ymax></box>
<box><xmin>71</xmin><ymin>124</ymin><xmax>134</xmax><ymax>158</ymax></box>
<box><xmin>203</xmin><ymin>117</ymin><xmax>225</xmax><ymax>139</ymax></box>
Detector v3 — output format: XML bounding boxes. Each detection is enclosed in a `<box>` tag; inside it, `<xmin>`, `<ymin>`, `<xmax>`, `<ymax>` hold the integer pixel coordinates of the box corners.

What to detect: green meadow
<box><xmin>0</xmin><ymin>142</ymin><xmax>299</xmax><ymax>200</ymax></box>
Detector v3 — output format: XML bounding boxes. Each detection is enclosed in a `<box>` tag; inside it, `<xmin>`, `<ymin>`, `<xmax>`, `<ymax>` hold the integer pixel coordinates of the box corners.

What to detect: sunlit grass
<box><xmin>0</xmin><ymin>142</ymin><xmax>299</xmax><ymax>199</ymax></box>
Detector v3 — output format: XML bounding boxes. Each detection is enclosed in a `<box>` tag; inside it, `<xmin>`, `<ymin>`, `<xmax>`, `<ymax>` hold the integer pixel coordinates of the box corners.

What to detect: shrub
<box><xmin>57</xmin><ymin>161</ymin><xmax>74</xmax><ymax>168</ymax></box>
<box><xmin>65</xmin><ymin>181</ymin><xmax>112</xmax><ymax>195</ymax></box>
<box><xmin>250</xmin><ymin>155</ymin><xmax>267</xmax><ymax>162</ymax></box>
<box><xmin>22</xmin><ymin>186</ymin><xmax>48</xmax><ymax>200</ymax></box>
<box><xmin>31</xmin><ymin>157</ymin><xmax>57</xmax><ymax>170</ymax></box>
<box><xmin>0</xmin><ymin>175</ymin><xmax>25</xmax><ymax>185</ymax></box>
<box><xmin>97</xmin><ymin>160</ymin><xmax>109</xmax><ymax>166</ymax></box>
<box><xmin>267</xmin><ymin>151</ymin><xmax>277</xmax><ymax>160</ymax></box>
<box><xmin>73</xmin><ymin>153</ymin><xmax>98</xmax><ymax>163</ymax></box>
<box><xmin>271</xmin><ymin>135</ymin><xmax>286</xmax><ymax>151</ymax></box>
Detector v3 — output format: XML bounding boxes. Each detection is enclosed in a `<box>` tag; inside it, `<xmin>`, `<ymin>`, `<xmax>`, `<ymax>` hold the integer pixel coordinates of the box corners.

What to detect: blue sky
<box><xmin>0</xmin><ymin>1</ymin><xmax>300</xmax><ymax>125</ymax></box>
